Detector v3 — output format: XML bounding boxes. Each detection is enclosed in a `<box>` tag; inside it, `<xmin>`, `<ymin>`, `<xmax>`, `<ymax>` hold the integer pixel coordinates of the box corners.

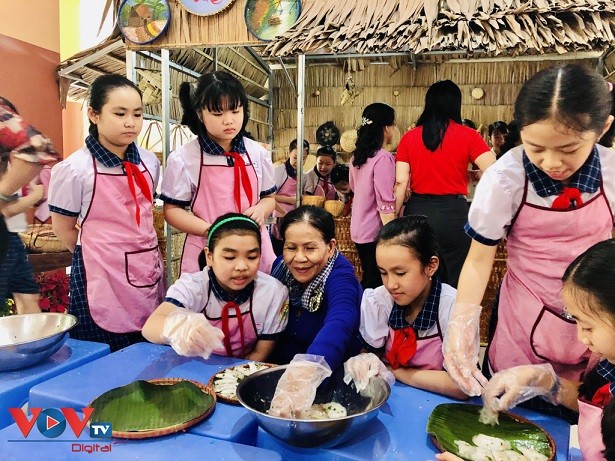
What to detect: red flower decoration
<box><xmin>36</xmin><ymin>272</ymin><xmax>69</xmax><ymax>313</ymax></box>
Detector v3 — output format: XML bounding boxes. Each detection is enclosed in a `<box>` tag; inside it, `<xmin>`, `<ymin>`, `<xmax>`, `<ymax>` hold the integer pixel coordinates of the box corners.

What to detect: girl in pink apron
<box><xmin>359</xmin><ymin>215</ymin><xmax>466</xmax><ymax>399</ymax></box>
<box><xmin>479</xmin><ymin>239</ymin><xmax>615</xmax><ymax>461</ymax></box>
<box><xmin>160</xmin><ymin>71</ymin><xmax>277</xmax><ymax>275</ymax></box>
<box><xmin>49</xmin><ymin>75</ymin><xmax>165</xmax><ymax>352</ymax></box>
<box><xmin>303</xmin><ymin>145</ymin><xmax>338</xmax><ymax>200</ymax></box>
<box><xmin>142</xmin><ymin>213</ymin><xmax>288</xmax><ymax>361</ymax></box>
<box><xmin>270</xmin><ymin>138</ymin><xmax>309</xmax><ymax>255</ymax></box>
<box><xmin>444</xmin><ymin>65</ymin><xmax>615</xmax><ymax>402</ymax></box>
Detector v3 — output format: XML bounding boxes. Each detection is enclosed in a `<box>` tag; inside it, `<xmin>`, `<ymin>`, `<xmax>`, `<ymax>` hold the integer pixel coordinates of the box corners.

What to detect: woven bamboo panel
<box><xmin>159</xmin><ymin>232</ymin><xmax>187</xmax><ymax>283</ymax></box>
<box><xmin>334</xmin><ymin>216</ymin><xmax>362</xmax><ymax>281</ymax></box>
<box><xmin>480</xmin><ymin>241</ymin><xmax>508</xmax><ymax>345</ymax></box>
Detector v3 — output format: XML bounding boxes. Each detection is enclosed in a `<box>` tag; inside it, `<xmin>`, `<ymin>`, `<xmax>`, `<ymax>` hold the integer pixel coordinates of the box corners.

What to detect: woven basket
<box><xmin>324</xmin><ymin>200</ymin><xmax>345</xmax><ymax>217</ymax></box>
<box><xmin>334</xmin><ymin>216</ymin><xmax>363</xmax><ymax>280</ymax></box>
<box><xmin>340</xmin><ymin>129</ymin><xmax>357</xmax><ymax>153</ymax></box>
<box><xmin>302</xmin><ymin>195</ymin><xmax>325</xmax><ymax>207</ymax></box>
<box><xmin>19</xmin><ymin>224</ymin><xmax>67</xmax><ymax>253</ymax></box>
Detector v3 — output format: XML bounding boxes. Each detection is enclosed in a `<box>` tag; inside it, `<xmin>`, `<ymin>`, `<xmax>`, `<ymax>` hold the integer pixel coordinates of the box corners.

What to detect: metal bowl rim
<box><xmin>236</xmin><ymin>364</ymin><xmax>391</xmax><ymax>422</ymax></box>
<box><xmin>0</xmin><ymin>313</ymin><xmax>79</xmax><ymax>348</ymax></box>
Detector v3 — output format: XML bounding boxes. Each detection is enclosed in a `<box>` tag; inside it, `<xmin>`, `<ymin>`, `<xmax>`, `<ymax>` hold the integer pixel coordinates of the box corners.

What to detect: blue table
<box><xmin>28</xmin><ymin>343</ymin><xmax>258</xmax><ymax>444</ymax></box>
<box><xmin>0</xmin><ymin>415</ymin><xmax>283</xmax><ymax>461</ymax></box>
<box><xmin>0</xmin><ymin>339</ymin><xmax>109</xmax><ymax>429</ymax></box>
<box><xmin>255</xmin><ymin>382</ymin><xmax>571</xmax><ymax>461</ymax></box>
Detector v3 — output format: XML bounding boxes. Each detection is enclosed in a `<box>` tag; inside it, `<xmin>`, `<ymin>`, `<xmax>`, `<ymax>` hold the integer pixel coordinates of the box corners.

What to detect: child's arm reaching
<box><xmin>1</xmin><ymin>184</ymin><xmax>43</xmax><ymax>218</ymax></box>
<box><xmin>142</xmin><ymin>302</ymin><xmax>224</xmax><ymax>359</ymax></box>
<box><xmin>392</xmin><ymin>367</ymin><xmax>468</xmax><ymax>400</ymax></box>
<box><xmin>163</xmin><ymin>203</ymin><xmax>211</xmax><ymax>236</ymax></box>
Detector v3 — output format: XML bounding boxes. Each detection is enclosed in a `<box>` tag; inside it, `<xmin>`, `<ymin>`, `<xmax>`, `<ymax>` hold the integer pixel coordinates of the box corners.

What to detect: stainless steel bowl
<box><xmin>237</xmin><ymin>364</ymin><xmax>390</xmax><ymax>448</ymax></box>
<box><xmin>0</xmin><ymin>313</ymin><xmax>78</xmax><ymax>371</ymax></box>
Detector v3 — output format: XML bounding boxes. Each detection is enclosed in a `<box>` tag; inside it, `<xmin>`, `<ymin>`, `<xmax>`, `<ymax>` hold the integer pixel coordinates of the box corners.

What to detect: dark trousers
<box><xmin>355</xmin><ymin>241</ymin><xmax>382</xmax><ymax>289</ymax></box>
<box><xmin>404</xmin><ymin>194</ymin><xmax>471</xmax><ymax>288</ymax></box>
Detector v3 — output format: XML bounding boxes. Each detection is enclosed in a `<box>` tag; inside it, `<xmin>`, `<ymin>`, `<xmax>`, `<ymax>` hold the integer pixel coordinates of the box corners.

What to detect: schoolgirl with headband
<box><xmin>49</xmin><ymin>74</ymin><xmax>164</xmax><ymax>351</ymax></box>
<box><xmin>160</xmin><ymin>71</ymin><xmax>277</xmax><ymax>275</ymax></box>
<box><xmin>143</xmin><ymin>213</ymin><xmax>289</xmax><ymax>361</ymax></box>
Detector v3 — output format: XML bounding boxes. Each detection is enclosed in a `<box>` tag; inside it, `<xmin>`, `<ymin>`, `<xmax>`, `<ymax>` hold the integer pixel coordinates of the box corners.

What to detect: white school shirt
<box><xmin>273</xmin><ymin>163</ymin><xmax>306</xmax><ymax>193</ymax></box>
<box><xmin>47</xmin><ymin>146</ymin><xmax>160</xmax><ymax>244</ymax></box>
<box><xmin>468</xmin><ymin>144</ymin><xmax>615</xmax><ymax>241</ymax></box>
<box><xmin>166</xmin><ymin>270</ymin><xmax>289</xmax><ymax>337</ymax></box>
<box><xmin>359</xmin><ymin>284</ymin><xmax>457</xmax><ymax>349</ymax></box>
<box><xmin>160</xmin><ymin>137</ymin><xmax>277</xmax><ymax>204</ymax></box>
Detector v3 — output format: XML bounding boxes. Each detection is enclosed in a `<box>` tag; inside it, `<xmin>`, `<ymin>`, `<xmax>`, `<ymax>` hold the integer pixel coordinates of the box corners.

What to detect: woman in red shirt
<box><xmin>394</xmin><ymin>80</ymin><xmax>494</xmax><ymax>287</ymax></box>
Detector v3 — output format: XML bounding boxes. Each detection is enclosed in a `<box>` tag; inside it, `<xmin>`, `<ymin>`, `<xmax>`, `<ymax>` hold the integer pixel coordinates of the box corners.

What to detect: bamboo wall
<box><xmin>271</xmin><ymin>58</ymin><xmax>597</xmax><ymax>162</ymax></box>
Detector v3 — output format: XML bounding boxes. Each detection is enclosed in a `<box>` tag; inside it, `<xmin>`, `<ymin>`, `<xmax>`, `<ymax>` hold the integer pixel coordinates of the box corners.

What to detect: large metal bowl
<box><xmin>0</xmin><ymin>313</ymin><xmax>78</xmax><ymax>371</ymax></box>
<box><xmin>237</xmin><ymin>364</ymin><xmax>390</xmax><ymax>448</ymax></box>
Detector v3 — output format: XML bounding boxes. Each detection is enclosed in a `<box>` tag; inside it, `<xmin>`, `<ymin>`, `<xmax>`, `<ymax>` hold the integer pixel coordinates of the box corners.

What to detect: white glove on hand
<box><xmin>268</xmin><ymin>354</ymin><xmax>332</xmax><ymax>418</ymax></box>
<box><xmin>343</xmin><ymin>353</ymin><xmax>395</xmax><ymax>392</ymax></box>
<box><xmin>442</xmin><ymin>303</ymin><xmax>488</xmax><ymax>396</ymax></box>
<box><xmin>482</xmin><ymin>363</ymin><xmax>561</xmax><ymax>412</ymax></box>
<box><xmin>161</xmin><ymin>309</ymin><xmax>224</xmax><ymax>359</ymax></box>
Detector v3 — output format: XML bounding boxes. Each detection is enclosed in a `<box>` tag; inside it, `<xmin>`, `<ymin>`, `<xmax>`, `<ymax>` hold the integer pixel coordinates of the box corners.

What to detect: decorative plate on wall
<box><xmin>245</xmin><ymin>0</ymin><xmax>302</xmax><ymax>41</ymax></box>
<box><xmin>180</xmin><ymin>0</ymin><xmax>236</xmax><ymax>16</ymax></box>
<box><xmin>118</xmin><ymin>0</ymin><xmax>171</xmax><ymax>45</ymax></box>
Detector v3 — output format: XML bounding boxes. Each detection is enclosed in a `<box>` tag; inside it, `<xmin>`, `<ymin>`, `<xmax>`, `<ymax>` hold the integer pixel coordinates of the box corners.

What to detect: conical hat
<box><xmin>340</xmin><ymin>129</ymin><xmax>357</xmax><ymax>153</ymax></box>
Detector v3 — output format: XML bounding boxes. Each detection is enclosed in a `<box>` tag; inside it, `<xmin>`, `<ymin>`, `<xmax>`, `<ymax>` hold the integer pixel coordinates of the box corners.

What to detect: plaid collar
<box><xmin>85</xmin><ymin>135</ymin><xmax>140</xmax><ymax>168</ymax></box>
<box><xmin>596</xmin><ymin>359</ymin><xmax>615</xmax><ymax>395</ymax></box>
<box><xmin>197</xmin><ymin>133</ymin><xmax>247</xmax><ymax>156</ymax></box>
<box><xmin>271</xmin><ymin>249</ymin><xmax>339</xmax><ymax>313</ymax></box>
<box><xmin>523</xmin><ymin>147</ymin><xmax>601</xmax><ymax>197</ymax></box>
<box><xmin>389</xmin><ymin>277</ymin><xmax>442</xmax><ymax>332</ymax></box>
<box><xmin>208</xmin><ymin>268</ymin><xmax>254</xmax><ymax>305</ymax></box>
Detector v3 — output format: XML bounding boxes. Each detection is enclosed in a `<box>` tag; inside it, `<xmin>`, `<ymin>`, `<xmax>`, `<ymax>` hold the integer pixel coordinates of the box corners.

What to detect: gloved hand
<box><xmin>343</xmin><ymin>353</ymin><xmax>395</xmax><ymax>392</ymax></box>
<box><xmin>161</xmin><ymin>309</ymin><xmax>224</xmax><ymax>359</ymax></box>
<box><xmin>482</xmin><ymin>363</ymin><xmax>561</xmax><ymax>412</ymax></box>
<box><xmin>442</xmin><ymin>303</ymin><xmax>488</xmax><ymax>396</ymax></box>
<box><xmin>268</xmin><ymin>354</ymin><xmax>332</xmax><ymax>418</ymax></box>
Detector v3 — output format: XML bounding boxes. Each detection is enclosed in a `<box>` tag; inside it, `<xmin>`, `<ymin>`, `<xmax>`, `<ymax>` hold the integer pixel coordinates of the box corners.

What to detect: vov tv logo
<box><xmin>9</xmin><ymin>407</ymin><xmax>112</xmax><ymax>438</ymax></box>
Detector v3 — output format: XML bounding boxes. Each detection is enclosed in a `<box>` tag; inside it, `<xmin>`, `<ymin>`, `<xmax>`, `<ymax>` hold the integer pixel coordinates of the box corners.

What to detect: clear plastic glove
<box><xmin>442</xmin><ymin>303</ymin><xmax>488</xmax><ymax>396</ymax></box>
<box><xmin>161</xmin><ymin>309</ymin><xmax>224</xmax><ymax>359</ymax></box>
<box><xmin>482</xmin><ymin>363</ymin><xmax>561</xmax><ymax>413</ymax></box>
<box><xmin>343</xmin><ymin>353</ymin><xmax>395</xmax><ymax>392</ymax></box>
<box><xmin>268</xmin><ymin>354</ymin><xmax>332</xmax><ymax>418</ymax></box>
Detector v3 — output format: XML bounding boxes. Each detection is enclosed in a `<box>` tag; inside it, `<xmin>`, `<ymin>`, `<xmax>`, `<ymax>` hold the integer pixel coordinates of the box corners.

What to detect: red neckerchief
<box><xmin>591</xmin><ymin>383</ymin><xmax>613</xmax><ymax>407</ymax></box>
<box><xmin>220</xmin><ymin>301</ymin><xmax>246</xmax><ymax>357</ymax></box>
<box><xmin>385</xmin><ymin>327</ymin><xmax>417</xmax><ymax>370</ymax></box>
<box><xmin>122</xmin><ymin>161</ymin><xmax>152</xmax><ymax>226</ymax></box>
<box><xmin>225</xmin><ymin>152</ymin><xmax>253</xmax><ymax>212</ymax></box>
<box><xmin>551</xmin><ymin>186</ymin><xmax>583</xmax><ymax>210</ymax></box>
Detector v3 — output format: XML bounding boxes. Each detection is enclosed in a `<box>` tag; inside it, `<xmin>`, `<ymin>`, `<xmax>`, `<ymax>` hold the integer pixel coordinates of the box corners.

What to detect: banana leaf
<box><xmin>90</xmin><ymin>380</ymin><xmax>214</xmax><ymax>432</ymax></box>
<box><xmin>426</xmin><ymin>403</ymin><xmax>552</xmax><ymax>460</ymax></box>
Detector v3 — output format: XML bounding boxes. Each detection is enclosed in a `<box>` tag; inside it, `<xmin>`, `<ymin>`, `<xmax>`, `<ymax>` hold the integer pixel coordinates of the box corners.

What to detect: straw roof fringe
<box><xmin>264</xmin><ymin>0</ymin><xmax>615</xmax><ymax>57</ymax></box>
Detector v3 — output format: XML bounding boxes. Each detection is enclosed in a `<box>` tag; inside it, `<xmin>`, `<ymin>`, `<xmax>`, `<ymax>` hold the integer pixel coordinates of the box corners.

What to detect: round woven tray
<box><xmin>208</xmin><ymin>363</ymin><xmax>276</xmax><ymax>405</ymax></box>
<box><xmin>89</xmin><ymin>378</ymin><xmax>216</xmax><ymax>439</ymax></box>
<box><xmin>19</xmin><ymin>224</ymin><xmax>66</xmax><ymax>253</ymax></box>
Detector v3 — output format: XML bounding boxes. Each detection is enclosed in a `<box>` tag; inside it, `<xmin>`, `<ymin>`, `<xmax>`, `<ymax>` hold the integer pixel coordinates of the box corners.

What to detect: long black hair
<box><xmin>179</xmin><ymin>71</ymin><xmax>249</xmax><ymax>137</ymax></box>
<box><xmin>416</xmin><ymin>80</ymin><xmax>462</xmax><ymax>152</ymax></box>
<box><xmin>88</xmin><ymin>74</ymin><xmax>142</xmax><ymax>137</ymax></box>
<box><xmin>352</xmin><ymin>103</ymin><xmax>395</xmax><ymax>167</ymax></box>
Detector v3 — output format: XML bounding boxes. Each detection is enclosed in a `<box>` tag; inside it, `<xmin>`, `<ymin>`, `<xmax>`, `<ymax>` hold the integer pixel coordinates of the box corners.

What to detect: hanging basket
<box><xmin>19</xmin><ymin>224</ymin><xmax>67</xmax><ymax>254</ymax></box>
<box><xmin>339</xmin><ymin>129</ymin><xmax>357</xmax><ymax>153</ymax></box>
<box><xmin>316</xmin><ymin>121</ymin><xmax>340</xmax><ymax>146</ymax></box>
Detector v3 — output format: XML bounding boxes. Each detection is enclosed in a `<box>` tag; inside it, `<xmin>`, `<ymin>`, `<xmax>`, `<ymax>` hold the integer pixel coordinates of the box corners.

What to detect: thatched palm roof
<box><xmin>264</xmin><ymin>0</ymin><xmax>615</xmax><ymax>57</ymax></box>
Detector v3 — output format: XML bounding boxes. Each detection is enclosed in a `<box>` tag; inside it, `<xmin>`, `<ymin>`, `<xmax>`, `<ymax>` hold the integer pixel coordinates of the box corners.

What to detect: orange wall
<box><xmin>0</xmin><ymin>0</ymin><xmax>60</xmax><ymax>53</ymax></box>
<box><xmin>0</xmin><ymin>34</ymin><xmax>63</xmax><ymax>155</ymax></box>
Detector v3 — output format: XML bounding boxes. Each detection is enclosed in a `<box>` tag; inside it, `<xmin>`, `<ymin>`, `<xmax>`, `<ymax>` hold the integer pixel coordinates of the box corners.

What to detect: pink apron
<box><xmin>180</xmin><ymin>149</ymin><xmax>275</xmax><ymax>275</ymax></box>
<box><xmin>313</xmin><ymin>176</ymin><xmax>338</xmax><ymax>200</ymax></box>
<box><xmin>384</xmin><ymin>320</ymin><xmax>444</xmax><ymax>370</ymax></box>
<box><xmin>487</xmin><ymin>179</ymin><xmax>613</xmax><ymax>380</ymax></box>
<box><xmin>578</xmin><ymin>398</ymin><xmax>607</xmax><ymax>461</ymax></box>
<box><xmin>271</xmin><ymin>174</ymin><xmax>297</xmax><ymax>240</ymax></box>
<box><xmin>80</xmin><ymin>159</ymin><xmax>165</xmax><ymax>333</ymax></box>
<box><xmin>203</xmin><ymin>287</ymin><xmax>258</xmax><ymax>357</ymax></box>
